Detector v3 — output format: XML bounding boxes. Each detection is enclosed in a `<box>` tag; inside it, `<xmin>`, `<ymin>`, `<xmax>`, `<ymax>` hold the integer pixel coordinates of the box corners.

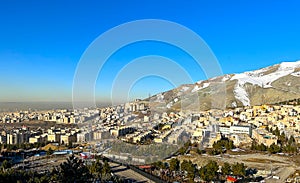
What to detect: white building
<box><xmin>230</xmin><ymin>125</ymin><xmax>252</xmax><ymax>136</ymax></box>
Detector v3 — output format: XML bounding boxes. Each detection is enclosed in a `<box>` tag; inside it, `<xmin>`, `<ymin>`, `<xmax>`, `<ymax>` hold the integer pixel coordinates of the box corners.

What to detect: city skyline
<box><xmin>1</xmin><ymin>1</ymin><xmax>300</xmax><ymax>103</ymax></box>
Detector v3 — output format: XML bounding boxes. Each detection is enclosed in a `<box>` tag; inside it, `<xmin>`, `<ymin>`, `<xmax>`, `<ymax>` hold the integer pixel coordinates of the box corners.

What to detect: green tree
<box><xmin>102</xmin><ymin>160</ymin><xmax>111</xmax><ymax>176</ymax></box>
<box><xmin>258</xmin><ymin>143</ymin><xmax>267</xmax><ymax>151</ymax></box>
<box><xmin>58</xmin><ymin>155</ymin><xmax>91</xmax><ymax>182</ymax></box>
<box><xmin>251</xmin><ymin>141</ymin><xmax>267</xmax><ymax>151</ymax></box>
<box><xmin>199</xmin><ymin>166</ymin><xmax>208</xmax><ymax>181</ymax></box>
<box><xmin>88</xmin><ymin>159</ymin><xmax>103</xmax><ymax>180</ymax></box>
<box><xmin>199</xmin><ymin>160</ymin><xmax>219</xmax><ymax>181</ymax></box>
<box><xmin>278</xmin><ymin>132</ymin><xmax>287</xmax><ymax>145</ymax></box>
<box><xmin>181</xmin><ymin>160</ymin><xmax>195</xmax><ymax>179</ymax></box>
<box><xmin>213</xmin><ymin>141</ymin><xmax>222</xmax><ymax>152</ymax></box>
<box><xmin>273</xmin><ymin>127</ymin><xmax>280</xmax><ymax>136</ymax></box>
<box><xmin>180</xmin><ymin>160</ymin><xmax>189</xmax><ymax>171</ymax></box>
<box><xmin>196</xmin><ymin>149</ymin><xmax>205</xmax><ymax>155</ymax></box>
<box><xmin>153</xmin><ymin>161</ymin><xmax>166</xmax><ymax>169</ymax></box>
<box><xmin>251</xmin><ymin>141</ymin><xmax>257</xmax><ymax>150</ymax></box>
<box><xmin>265</xmin><ymin>126</ymin><xmax>269</xmax><ymax>132</ymax></box>
<box><xmin>288</xmin><ymin>135</ymin><xmax>295</xmax><ymax>145</ymax></box>
<box><xmin>222</xmin><ymin>162</ymin><xmax>231</xmax><ymax>175</ymax></box>
<box><xmin>169</xmin><ymin>158</ymin><xmax>180</xmax><ymax>171</ymax></box>
<box><xmin>1</xmin><ymin>160</ymin><xmax>11</xmax><ymax>171</ymax></box>
<box><xmin>269</xmin><ymin>127</ymin><xmax>273</xmax><ymax>133</ymax></box>
<box><xmin>213</xmin><ymin>138</ymin><xmax>235</xmax><ymax>153</ymax></box>
<box><xmin>47</xmin><ymin>147</ymin><xmax>54</xmax><ymax>156</ymax></box>
<box><xmin>225</xmin><ymin>140</ymin><xmax>234</xmax><ymax>150</ymax></box>
<box><xmin>232</xmin><ymin>162</ymin><xmax>246</xmax><ymax>177</ymax></box>
<box><xmin>268</xmin><ymin>143</ymin><xmax>281</xmax><ymax>154</ymax></box>
<box><xmin>178</xmin><ymin>147</ymin><xmax>186</xmax><ymax>155</ymax></box>
<box><xmin>283</xmin><ymin>144</ymin><xmax>297</xmax><ymax>154</ymax></box>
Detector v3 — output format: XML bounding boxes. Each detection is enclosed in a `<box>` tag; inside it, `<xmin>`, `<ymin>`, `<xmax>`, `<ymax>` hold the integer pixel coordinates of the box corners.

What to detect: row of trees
<box><xmin>251</xmin><ymin>141</ymin><xmax>298</xmax><ymax>154</ymax></box>
<box><xmin>0</xmin><ymin>155</ymin><xmax>121</xmax><ymax>182</ymax></box>
<box><xmin>213</xmin><ymin>138</ymin><xmax>235</xmax><ymax>151</ymax></box>
<box><xmin>209</xmin><ymin>138</ymin><xmax>235</xmax><ymax>155</ymax></box>
<box><xmin>168</xmin><ymin>158</ymin><xmax>197</xmax><ymax>180</ymax></box>
<box><xmin>153</xmin><ymin>158</ymin><xmax>249</xmax><ymax>182</ymax></box>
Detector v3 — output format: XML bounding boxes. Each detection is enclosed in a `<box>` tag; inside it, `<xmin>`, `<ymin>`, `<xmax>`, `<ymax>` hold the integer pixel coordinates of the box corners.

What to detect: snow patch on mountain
<box><xmin>222</xmin><ymin>75</ymin><xmax>231</xmax><ymax>82</ymax></box>
<box><xmin>231</xmin><ymin>101</ymin><xmax>237</xmax><ymax>108</ymax></box>
<box><xmin>291</xmin><ymin>71</ymin><xmax>300</xmax><ymax>77</ymax></box>
<box><xmin>231</xmin><ymin>61</ymin><xmax>300</xmax><ymax>88</ymax></box>
<box><xmin>233</xmin><ymin>82</ymin><xmax>250</xmax><ymax>106</ymax></box>
<box><xmin>280</xmin><ymin>61</ymin><xmax>300</xmax><ymax>69</ymax></box>
<box><xmin>191</xmin><ymin>83</ymin><xmax>210</xmax><ymax>93</ymax></box>
<box><xmin>174</xmin><ymin>98</ymin><xmax>179</xmax><ymax>103</ymax></box>
<box><xmin>230</xmin><ymin>61</ymin><xmax>300</xmax><ymax>106</ymax></box>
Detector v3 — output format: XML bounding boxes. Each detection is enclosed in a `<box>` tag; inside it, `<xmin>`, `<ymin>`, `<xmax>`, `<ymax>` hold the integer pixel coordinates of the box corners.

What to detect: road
<box><xmin>12</xmin><ymin>155</ymin><xmax>68</xmax><ymax>173</ymax></box>
<box><xmin>265</xmin><ymin>166</ymin><xmax>296</xmax><ymax>183</ymax></box>
<box><xmin>109</xmin><ymin>162</ymin><xmax>155</xmax><ymax>183</ymax></box>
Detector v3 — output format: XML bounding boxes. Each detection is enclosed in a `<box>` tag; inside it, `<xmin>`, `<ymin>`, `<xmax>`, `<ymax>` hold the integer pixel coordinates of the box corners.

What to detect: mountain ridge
<box><xmin>147</xmin><ymin>61</ymin><xmax>300</xmax><ymax>111</ymax></box>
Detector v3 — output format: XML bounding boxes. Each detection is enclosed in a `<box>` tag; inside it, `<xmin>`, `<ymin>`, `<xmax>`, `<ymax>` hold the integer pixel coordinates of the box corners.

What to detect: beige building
<box><xmin>252</xmin><ymin>128</ymin><xmax>277</xmax><ymax>146</ymax></box>
<box><xmin>29</xmin><ymin>134</ymin><xmax>47</xmax><ymax>144</ymax></box>
<box><xmin>110</xmin><ymin>127</ymin><xmax>135</xmax><ymax>137</ymax></box>
<box><xmin>48</xmin><ymin>133</ymin><xmax>61</xmax><ymax>142</ymax></box>
<box><xmin>230</xmin><ymin>133</ymin><xmax>253</xmax><ymax>146</ymax></box>
<box><xmin>29</xmin><ymin>136</ymin><xmax>40</xmax><ymax>144</ymax></box>
<box><xmin>7</xmin><ymin>133</ymin><xmax>17</xmax><ymax>144</ymax></box>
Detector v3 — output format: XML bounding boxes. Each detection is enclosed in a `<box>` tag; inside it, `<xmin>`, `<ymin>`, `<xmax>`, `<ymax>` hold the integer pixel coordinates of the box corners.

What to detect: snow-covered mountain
<box><xmin>147</xmin><ymin>61</ymin><xmax>300</xmax><ymax>111</ymax></box>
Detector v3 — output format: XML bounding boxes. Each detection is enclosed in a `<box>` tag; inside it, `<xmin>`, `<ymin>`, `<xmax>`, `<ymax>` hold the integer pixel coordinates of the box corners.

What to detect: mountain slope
<box><xmin>148</xmin><ymin>61</ymin><xmax>300</xmax><ymax>111</ymax></box>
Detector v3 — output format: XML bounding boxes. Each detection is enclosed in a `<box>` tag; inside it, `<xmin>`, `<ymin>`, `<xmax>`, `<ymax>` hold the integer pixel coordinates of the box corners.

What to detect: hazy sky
<box><xmin>1</xmin><ymin>0</ymin><xmax>300</xmax><ymax>103</ymax></box>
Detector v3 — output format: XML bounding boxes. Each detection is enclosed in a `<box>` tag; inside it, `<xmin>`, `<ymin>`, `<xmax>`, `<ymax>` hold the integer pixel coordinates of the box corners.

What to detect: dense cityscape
<box><xmin>0</xmin><ymin>98</ymin><xmax>300</xmax><ymax>182</ymax></box>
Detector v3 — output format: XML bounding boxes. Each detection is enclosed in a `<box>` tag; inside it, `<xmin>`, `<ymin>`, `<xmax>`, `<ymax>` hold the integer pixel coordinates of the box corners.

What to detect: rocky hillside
<box><xmin>147</xmin><ymin>61</ymin><xmax>300</xmax><ymax>111</ymax></box>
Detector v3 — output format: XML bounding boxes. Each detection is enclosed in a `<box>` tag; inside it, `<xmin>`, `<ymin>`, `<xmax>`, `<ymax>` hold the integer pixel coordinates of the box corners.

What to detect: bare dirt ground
<box><xmin>265</xmin><ymin>166</ymin><xmax>295</xmax><ymax>183</ymax></box>
<box><xmin>177</xmin><ymin>151</ymin><xmax>300</xmax><ymax>182</ymax></box>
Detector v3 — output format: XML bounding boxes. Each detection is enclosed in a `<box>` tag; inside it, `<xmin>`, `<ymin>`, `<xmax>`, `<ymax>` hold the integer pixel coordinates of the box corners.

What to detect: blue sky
<box><xmin>1</xmin><ymin>0</ymin><xmax>300</xmax><ymax>103</ymax></box>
